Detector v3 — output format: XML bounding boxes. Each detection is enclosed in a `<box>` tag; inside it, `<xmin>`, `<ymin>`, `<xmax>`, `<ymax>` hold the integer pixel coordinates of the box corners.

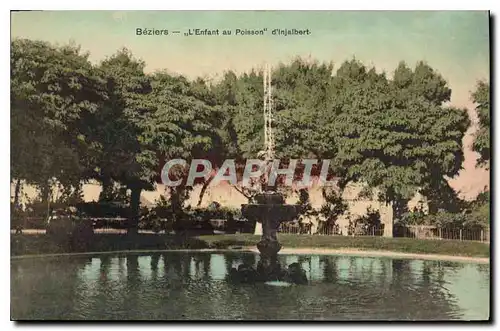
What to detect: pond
<box><xmin>11</xmin><ymin>251</ymin><xmax>490</xmax><ymax>321</ymax></box>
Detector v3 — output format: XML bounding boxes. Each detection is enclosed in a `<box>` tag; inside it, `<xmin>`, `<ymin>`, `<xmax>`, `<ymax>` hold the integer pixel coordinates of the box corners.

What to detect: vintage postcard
<box><xmin>10</xmin><ymin>10</ymin><xmax>490</xmax><ymax>321</ymax></box>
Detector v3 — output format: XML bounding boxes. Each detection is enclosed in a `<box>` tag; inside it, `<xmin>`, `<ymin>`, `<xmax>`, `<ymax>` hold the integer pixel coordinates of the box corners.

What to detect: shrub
<box><xmin>349</xmin><ymin>207</ymin><xmax>382</xmax><ymax>235</ymax></box>
<box><xmin>46</xmin><ymin>209</ymin><xmax>95</xmax><ymax>251</ymax></box>
<box><xmin>317</xmin><ymin>188</ymin><xmax>348</xmax><ymax>234</ymax></box>
<box><xmin>464</xmin><ymin>203</ymin><xmax>489</xmax><ymax>229</ymax></box>
<box><xmin>429</xmin><ymin>210</ymin><xmax>467</xmax><ymax>228</ymax></box>
<box><xmin>75</xmin><ymin>201</ymin><xmax>129</xmax><ymax>218</ymax></box>
<box><xmin>70</xmin><ymin>220</ymin><xmax>95</xmax><ymax>251</ymax></box>
<box><xmin>402</xmin><ymin>209</ymin><xmax>488</xmax><ymax>230</ymax></box>
<box><xmin>400</xmin><ymin>209</ymin><xmax>427</xmax><ymax>226</ymax></box>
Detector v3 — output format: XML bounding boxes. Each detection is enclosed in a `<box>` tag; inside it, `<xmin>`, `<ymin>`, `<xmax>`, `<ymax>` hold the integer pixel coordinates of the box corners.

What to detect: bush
<box><xmin>46</xmin><ymin>217</ymin><xmax>74</xmax><ymax>237</ymax></box>
<box><xmin>349</xmin><ymin>207</ymin><xmax>382</xmax><ymax>235</ymax></box>
<box><xmin>398</xmin><ymin>196</ymin><xmax>489</xmax><ymax>231</ymax></box>
<box><xmin>464</xmin><ymin>190</ymin><xmax>490</xmax><ymax>229</ymax></box>
<box><xmin>138</xmin><ymin>208</ymin><xmax>173</xmax><ymax>233</ymax></box>
<box><xmin>22</xmin><ymin>200</ymin><xmax>67</xmax><ymax>218</ymax></box>
<box><xmin>400</xmin><ymin>209</ymin><xmax>427</xmax><ymax>226</ymax></box>
<box><xmin>464</xmin><ymin>203</ymin><xmax>489</xmax><ymax>229</ymax></box>
<box><xmin>138</xmin><ymin>196</ymin><xmax>243</xmax><ymax>234</ymax></box>
<box><xmin>75</xmin><ymin>201</ymin><xmax>129</xmax><ymax>218</ymax></box>
<box><xmin>317</xmin><ymin>188</ymin><xmax>348</xmax><ymax>234</ymax></box>
<box><xmin>399</xmin><ymin>209</ymin><xmax>488</xmax><ymax>231</ymax></box>
<box><xmin>430</xmin><ymin>210</ymin><xmax>467</xmax><ymax>228</ymax></box>
<box><xmin>45</xmin><ymin>211</ymin><xmax>95</xmax><ymax>251</ymax></box>
<box><xmin>70</xmin><ymin>220</ymin><xmax>95</xmax><ymax>251</ymax></box>
<box><xmin>191</xmin><ymin>206</ymin><xmax>241</xmax><ymax>221</ymax></box>
<box><xmin>149</xmin><ymin>195</ymin><xmax>174</xmax><ymax>219</ymax></box>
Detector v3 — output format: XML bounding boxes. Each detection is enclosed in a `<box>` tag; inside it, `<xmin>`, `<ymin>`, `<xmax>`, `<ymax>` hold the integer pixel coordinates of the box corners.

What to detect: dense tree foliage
<box><xmin>472</xmin><ymin>81</ymin><xmax>490</xmax><ymax>167</ymax></box>
<box><xmin>11</xmin><ymin>39</ymin><xmax>107</xmax><ymax>206</ymax></box>
<box><xmin>325</xmin><ymin>60</ymin><xmax>470</xmax><ymax>219</ymax></box>
<box><xmin>11</xmin><ymin>38</ymin><xmax>482</xmax><ymax>232</ymax></box>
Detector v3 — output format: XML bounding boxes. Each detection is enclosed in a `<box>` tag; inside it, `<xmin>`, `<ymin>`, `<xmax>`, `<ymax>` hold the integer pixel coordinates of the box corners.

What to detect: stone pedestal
<box><xmin>239</xmin><ymin>192</ymin><xmax>307</xmax><ymax>284</ymax></box>
<box><xmin>257</xmin><ymin>238</ymin><xmax>282</xmax><ymax>257</ymax></box>
<box><xmin>256</xmin><ymin>217</ymin><xmax>282</xmax><ymax>279</ymax></box>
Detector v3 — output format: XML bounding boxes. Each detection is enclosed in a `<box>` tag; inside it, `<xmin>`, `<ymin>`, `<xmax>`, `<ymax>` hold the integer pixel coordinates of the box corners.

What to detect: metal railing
<box><xmin>12</xmin><ymin>216</ymin><xmax>490</xmax><ymax>243</ymax></box>
<box><xmin>278</xmin><ymin>223</ymin><xmax>490</xmax><ymax>243</ymax></box>
<box><xmin>393</xmin><ymin>225</ymin><xmax>490</xmax><ymax>242</ymax></box>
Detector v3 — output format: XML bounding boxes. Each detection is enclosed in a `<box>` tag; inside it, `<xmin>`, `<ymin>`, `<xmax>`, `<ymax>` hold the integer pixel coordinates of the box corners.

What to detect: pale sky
<box><xmin>11</xmin><ymin>10</ymin><xmax>490</xmax><ymax>198</ymax></box>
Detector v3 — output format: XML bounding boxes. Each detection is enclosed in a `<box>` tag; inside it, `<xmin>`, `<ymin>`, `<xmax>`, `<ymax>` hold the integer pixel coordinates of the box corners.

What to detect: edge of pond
<box><xmin>11</xmin><ymin>247</ymin><xmax>490</xmax><ymax>264</ymax></box>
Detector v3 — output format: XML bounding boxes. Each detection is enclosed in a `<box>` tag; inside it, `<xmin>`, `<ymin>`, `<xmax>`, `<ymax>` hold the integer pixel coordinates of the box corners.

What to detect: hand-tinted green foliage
<box><xmin>11</xmin><ymin>39</ymin><xmax>478</xmax><ymax>231</ymax></box>
<box><xmin>463</xmin><ymin>189</ymin><xmax>490</xmax><ymax>229</ymax></box>
<box><xmin>317</xmin><ymin>188</ymin><xmax>348</xmax><ymax>233</ymax></box>
<box><xmin>272</xmin><ymin>59</ymin><xmax>335</xmax><ymax>159</ymax></box>
<box><xmin>212</xmin><ymin>59</ymin><xmax>471</xmax><ymax>218</ymax></box>
<box><xmin>472</xmin><ymin>81</ymin><xmax>490</xmax><ymax>167</ymax></box>
<box><xmin>96</xmin><ymin>48</ymin><xmax>156</xmax><ymax>190</ymax></box>
<box><xmin>213</xmin><ymin>59</ymin><xmax>335</xmax><ymax>160</ymax></box>
<box><xmin>11</xmin><ymin>39</ymin><xmax>107</xmax><ymax>199</ymax></box>
<box><xmin>148</xmin><ymin>72</ymin><xmax>223</xmax><ymax>161</ymax></box>
<box><xmin>327</xmin><ymin>60</ymin><xmax>470</xmax><ymax>218</ymax></box>
<box><xmin>349</xmin><ymin>207</ymin><xmax>382</xmax><ymax>235</ymax></box>
<box><xmin>400</xmin><ymin>190</ymin><xmax>489</xmax><ymax>230</ymax></box>
<box><xmin>213</xmin><ymin>70</ymin><xmax>264</xmax><ymax>158</ymax></box>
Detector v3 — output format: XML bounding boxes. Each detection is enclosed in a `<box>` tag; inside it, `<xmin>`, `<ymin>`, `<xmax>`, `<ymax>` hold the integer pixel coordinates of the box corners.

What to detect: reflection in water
<box><xmin>11</xmin><ymin>252</ymin><xmax>489</xmax><ymax>321</ymax></box>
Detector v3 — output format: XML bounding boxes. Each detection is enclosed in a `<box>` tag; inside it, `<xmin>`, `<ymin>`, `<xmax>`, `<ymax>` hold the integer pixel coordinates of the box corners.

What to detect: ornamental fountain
<box><xmin>231</xmin><ymin>65</ymin><xmax>307</xmax><ymax>284</ymax></box>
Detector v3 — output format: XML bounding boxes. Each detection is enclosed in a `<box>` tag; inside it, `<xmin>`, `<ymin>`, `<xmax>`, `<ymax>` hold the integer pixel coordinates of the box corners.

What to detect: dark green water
<box><xmin>11</xmin><ymin>252</ymin><xmax>489</xmax><ymax>321</ymax></box>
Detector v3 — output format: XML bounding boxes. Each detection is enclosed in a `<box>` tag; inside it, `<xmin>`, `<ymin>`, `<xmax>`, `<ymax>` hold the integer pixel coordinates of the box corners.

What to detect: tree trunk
<box><xmin>99</xmin><ymin>176</ymin><xmax>113</xmax><ymax>202</ymax></box>
<box><xmin>13</xmin><ymin>178</ymin><xmax>21</xmax><ymax>212</ymax></box>
<box><xmin>391</xmin><ymin>198</ymin><xmax>409</xmax><ymax>223</ymax></box>
<box><xmin>40</xmin><ymin>180</ymin><xmax>52</xmax><ymax>220</ymax></box>
<box><xmin>171</xmin><ymin>187</ymin><xmax>181</xmax><ymax>212</ymax></box>
<box><xmin>128</xmin><ymin>186</ymin><xmax>142</xmax><ymax>235</ymax></box>
<box><xmin>197</xmin><ymin>176</ymin><xmax>214</xmax><ymax>207</ymax></box>
<box><xmin>427</xmin><ymin>201</ymin><xmax>438</xmax><ymax>215</ymax></box>
<box><xmin>40</xmin><ymin>180</ymin><xmax>51</xmax><ymax>204</ymax></box>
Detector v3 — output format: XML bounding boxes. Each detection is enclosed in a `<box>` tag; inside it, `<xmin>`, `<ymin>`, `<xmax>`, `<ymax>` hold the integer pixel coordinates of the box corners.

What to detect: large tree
<box><xmin>210</xmin><ymin>60</ymin><xmax>338</xmax><ymax>198</ymax></box>
<box><xmin>92</xmin><ymin>49</ymin><xmax>157</xmax><ymax>233</ymax></box>
<box><xmin>11</xmin><ymin>39</ymin><xmax>107</xmax><ymax>208</ymax></box>
<box><xmin>471</xmin><ymin>81</ymin><xmax>490</xmax><ymax>167</ymax></box>
<box><xmin>215</xmin><ymin>59</ymin><xmax>335</xmax><ymax>160</ymax></box>
<box><xmin>11</xmin><ymin>38</ymin><xmax>476</xmax><ymax>231</ymax></box>
<box><xmin>148</xmin><ymin>71</ymin><xmax>224</xmax><ymax>212</ymax></box>
<box><xmin>323</xmin><ymin>60</ymin><xmax>470</xmax><ymax>219</ymax></box>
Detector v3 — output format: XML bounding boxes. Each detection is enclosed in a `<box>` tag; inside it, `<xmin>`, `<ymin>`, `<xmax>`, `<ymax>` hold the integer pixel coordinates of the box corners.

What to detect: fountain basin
<box><xmin>239</xmin><ymin>192</ymin><xmax>303</xmax><ymax>283</ymax></box>
<box><xmin>241</xmin><ymin>204</ymin><xmax>300</xmax><ymax>223</ymax></box>
<box><xmin>241</xmin><ymin>192</ymin><xmax>300</xmax><ymax>223</ymax></box>
<box><xmin>10</xmin><ymin>252</ymin><xmax>491</xmax><ymax>320</ymax></box>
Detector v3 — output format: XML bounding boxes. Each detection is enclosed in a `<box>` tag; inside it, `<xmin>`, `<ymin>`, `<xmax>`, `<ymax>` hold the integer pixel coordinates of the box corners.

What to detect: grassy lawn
<box><xmin>198</xmin><ymin>234</ymin><xmax>490</xmax><ymax>258</ymax></box>
<box><xmin>11</xmin><ymin>233</ymin><xmax>209</xmax><ymax>256</ymax></box>
<box><xmin>11</xmin><ymin>233</ymin><xmax>490</xmax><ymax>258</ymax></box>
